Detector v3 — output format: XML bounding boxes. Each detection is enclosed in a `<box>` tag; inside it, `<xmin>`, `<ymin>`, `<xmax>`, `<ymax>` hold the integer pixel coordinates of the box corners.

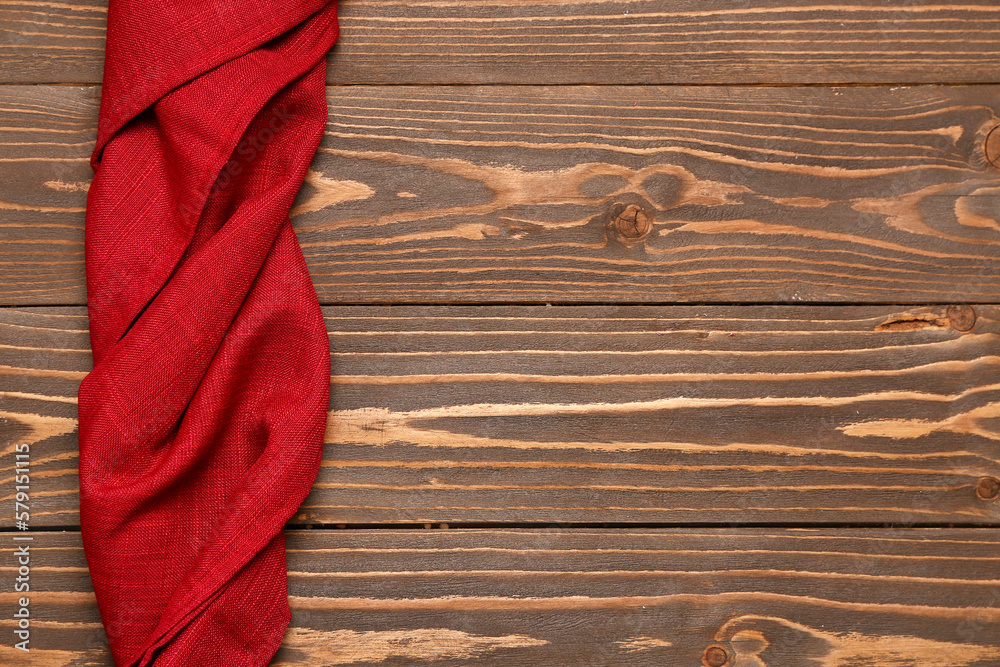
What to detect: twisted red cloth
<box><xmin>78</xmin><ymin>2</ymin><xmax>338</xmax><ymax>664</ymax></box>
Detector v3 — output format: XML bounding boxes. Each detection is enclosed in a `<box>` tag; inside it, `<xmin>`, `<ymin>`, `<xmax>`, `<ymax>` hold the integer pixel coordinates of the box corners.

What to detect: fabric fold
<box><xmin>79</xmin><ymin>2</ymin><xmax>339</xmax><ymax>664</ymax></box>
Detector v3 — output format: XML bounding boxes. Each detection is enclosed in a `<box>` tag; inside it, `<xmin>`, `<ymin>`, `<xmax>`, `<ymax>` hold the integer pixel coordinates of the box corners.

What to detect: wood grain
<box><xmin>2</xmin><ymin>529</ymin><xmax>999</xmax><ymax>665</ymax></box>
<box><xmin>3</xmin><ymin>84</ymin><xmax>1000</xmax><ymax>305</ymax></box>
<box><xmin>3</xmin><ymin>304</ymin><xmax>1000</xmax><ymax>527</ymax></box>
<box><xmin>4</xmin><ymin>0</ymin><xmax>1000</xmax><ymax>85</ymax></box>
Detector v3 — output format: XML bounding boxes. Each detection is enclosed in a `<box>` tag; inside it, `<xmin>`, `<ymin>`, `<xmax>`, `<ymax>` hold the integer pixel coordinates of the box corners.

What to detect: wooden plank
<box><xmin>3</xmin><ymin>304</ymin><xmax>1000</xmax><ymax>527</ymax></box>
<box><xmin>5</xmin><ymin>1</ymin><xmax>1000</xmax><ymax>85</ymax></box>
<box><xmin>2</xmin><ymin>528</ymin><xmax>999</xmax><ymax>665</ymax></box>
<box><xmin>3</xmin><ymin>84</ymin><xmax>1000</xmax><ymax>306</ymax></box>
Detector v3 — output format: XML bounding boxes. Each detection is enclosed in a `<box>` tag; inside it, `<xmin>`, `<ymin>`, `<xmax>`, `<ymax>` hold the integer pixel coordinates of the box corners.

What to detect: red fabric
<box><xmin>78</xmin><ymin>2</ymin><xmax>338</xmax><ymax>664</ymax></box>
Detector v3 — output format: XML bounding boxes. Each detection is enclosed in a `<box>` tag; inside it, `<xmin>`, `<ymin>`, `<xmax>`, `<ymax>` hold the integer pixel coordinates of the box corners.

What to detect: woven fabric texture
<box><xmin>78</xmin><ymin>2</ymin><xmax>339</xmax><ymax>664</ymax></box>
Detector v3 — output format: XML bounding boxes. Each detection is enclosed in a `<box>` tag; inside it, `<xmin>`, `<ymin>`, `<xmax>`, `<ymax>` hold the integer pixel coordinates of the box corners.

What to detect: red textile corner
<box><xmin>78</xmin><ymin>2</ymin><xmax>338</xmax><ymax>664</ymax></box>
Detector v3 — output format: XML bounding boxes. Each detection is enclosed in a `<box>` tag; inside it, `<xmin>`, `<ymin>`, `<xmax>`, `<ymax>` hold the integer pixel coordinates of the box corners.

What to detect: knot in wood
<box><xmin>703</xmin><ymin>645</ymin><xmax>729</xmax><ymax>667</ymax></box>
<box><xmin>947</xmin><ymin>305</ymin><xmax>976</xmax><ymax>332</ymax></box>
<box><xmin>986</xmin><ymin>125</ymin><xmax>1000</xmax><ymax>168</ymax></box>
<box><xmin>613</xmin><ymin>204</ymin><xmax>653</xmax><ymax>239</ymax></box>
<box><xmin>976</xmin><ymin>477</ymin><xmax>1000</xmax><ymax>500</ymax></box>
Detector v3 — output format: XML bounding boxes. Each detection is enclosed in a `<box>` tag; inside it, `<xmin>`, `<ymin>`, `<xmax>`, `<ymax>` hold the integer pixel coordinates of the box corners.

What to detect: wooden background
<box><xmin>3</xmin><ymin>1</ymin><xmax>1000</xmax><ymax>665</ymax></box>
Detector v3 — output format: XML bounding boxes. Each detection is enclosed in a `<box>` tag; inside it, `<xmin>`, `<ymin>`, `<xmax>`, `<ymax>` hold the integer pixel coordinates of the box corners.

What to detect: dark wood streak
<box><xmin>2</xmin><ymin>84</ymin><xmax>1000</xmax><ymax>305</ymax></box>
<box><xmin>2</xmin><ymin>305</ymin><xmax>999</xmax><ymax>527</ymax></box>
<box><xmin>2</xmin><ymin>529</ymin><xmax>999</xmax><ymax>666</ymax></box>
<box><xmin>4</xmin><ymin>0</ymin><xmax>1000</xmax><ymax>85</ymax></box>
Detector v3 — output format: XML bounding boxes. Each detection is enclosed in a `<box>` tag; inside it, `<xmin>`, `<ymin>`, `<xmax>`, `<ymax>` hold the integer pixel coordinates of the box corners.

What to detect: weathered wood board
<box><xmin>3</xmin><ymin>304</ymin><xmax>999</xmax><ymax>528</ymax></box>
<box><xmin>4</xmin><ymin>0</ymin><xmax>1000</xmax><ymax>85</ymax></box>
<box><xmin>2</xmin><ymin>529</ymin><xmax>999</xmax><ymax>666</ymax></box>
<box><xmin>3</xmin><ymin>84</ymin><xmax>1000</xmax><ymax>305</ymax></box>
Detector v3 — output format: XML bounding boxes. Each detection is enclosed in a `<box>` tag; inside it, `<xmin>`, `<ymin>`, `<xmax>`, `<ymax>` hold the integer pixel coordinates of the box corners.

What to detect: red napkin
<box><xmin>78</xmin><ymin>2</ymin><xmax>338</xmax><ymax>664</ymax></box>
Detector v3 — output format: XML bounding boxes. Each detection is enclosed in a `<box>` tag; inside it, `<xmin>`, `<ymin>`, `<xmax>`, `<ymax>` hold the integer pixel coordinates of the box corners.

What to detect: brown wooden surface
<box><xmin>3</xmin><ymin>2</ymin><xmax>1000</xmax><ymax>664</ymax></box>
<box><xmin>3</xmin><ymin>84</ymin><xmax>1000</xmax><ymax>305</ymax></box>
<box><xmin>3</xmin><ymin>304</ymin><xmax>999</xmax><ymax>528</ymax></box>
<box><xmin>3</xmin><ymin>528</ymin><xmax>1000</xmax><ymax>666</ymax></box>
<box><xmin>5</xmin><ymin>0</ymin><xmax>1000</xmax><ymax>86</ymax></box>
